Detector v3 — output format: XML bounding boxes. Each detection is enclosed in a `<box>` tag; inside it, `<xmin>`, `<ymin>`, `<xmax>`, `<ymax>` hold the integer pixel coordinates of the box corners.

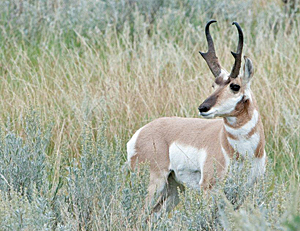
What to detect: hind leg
<box><xmin>152</xmin><ymin>171</ymin><xmax>184</xmax><ymax>218</ymax></box>
<box><xmin>147</xmin><ymin>170</ymin><xmax>169</xmax><ymax>207</ymax></box>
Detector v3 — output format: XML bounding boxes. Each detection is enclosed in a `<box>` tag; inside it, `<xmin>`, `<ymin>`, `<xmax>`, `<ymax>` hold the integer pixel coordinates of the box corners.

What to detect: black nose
<box><xmin>198</xmin><ymin>104</ymin><xmax>210</xmax><ymax>113</ymax></box>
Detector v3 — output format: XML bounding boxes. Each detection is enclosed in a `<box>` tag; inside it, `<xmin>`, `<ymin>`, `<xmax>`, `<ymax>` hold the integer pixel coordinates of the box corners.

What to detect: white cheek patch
<box><xmin>169</xmin><ymin>143</ymin><xmax>207</xmax><ymax>190</ymax></box>
<box><xmin>228</xmin><ymin>132</ymin><xmax>260</xmax><ymax>158</ymax></box>
<box><xmin>224</xmin><ymin>110</ymin><xmax>258</xmax><ymax>136</ymax></box>
<box><xmin>214</xmin><ymin>94</ymin><xmax>243</xmax><ymax>115</ymax></box>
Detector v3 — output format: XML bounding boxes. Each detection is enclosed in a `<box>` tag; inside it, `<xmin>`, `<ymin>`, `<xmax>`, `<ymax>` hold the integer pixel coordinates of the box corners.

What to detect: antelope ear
<box><xmin>242</xmin><ymin>56</ymin><xmax>254</xmax><ymax>86</ymax></box>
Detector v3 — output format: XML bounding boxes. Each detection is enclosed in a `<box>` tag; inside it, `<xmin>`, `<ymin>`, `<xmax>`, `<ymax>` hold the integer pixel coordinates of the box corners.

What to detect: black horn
<box><xmin>199</xmin><ymin>20</ymin><xmax>222</xmax><ymax>78</ymax></box>
<box><xmin>229</xmin><ymin>22</ymin><xmax>244</xmax><ymax>78</ymax></box>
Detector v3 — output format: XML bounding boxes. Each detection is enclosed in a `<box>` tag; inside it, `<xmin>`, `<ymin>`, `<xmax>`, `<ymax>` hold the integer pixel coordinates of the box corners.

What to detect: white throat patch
<box><xmin>228</xmin><ymin>132</ymin><xmax>260</xmax><ymax>157</ymax></box>
<box><xmin>226</xmin><ymin>117</ymin><xmax>237</xmax><ymax>125</ymax></box>
<box><xmin>224</xmin><ymin>110</ymin><xmax>259</xmax><ymax>136</ymax></box>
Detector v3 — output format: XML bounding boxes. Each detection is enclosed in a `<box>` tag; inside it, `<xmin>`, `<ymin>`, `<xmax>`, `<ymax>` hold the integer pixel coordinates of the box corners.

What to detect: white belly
<box><xmin>169</xmin><ymin>143</ymin><xmax>207</xmax><ymax>190</ymax></box>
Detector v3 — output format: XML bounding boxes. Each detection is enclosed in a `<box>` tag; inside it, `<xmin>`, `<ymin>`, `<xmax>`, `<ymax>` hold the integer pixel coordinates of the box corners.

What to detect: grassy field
<box><xmin>0</xmin><ymin>0</ymin><xmax>299</xmax><ymax>230</ymax></box>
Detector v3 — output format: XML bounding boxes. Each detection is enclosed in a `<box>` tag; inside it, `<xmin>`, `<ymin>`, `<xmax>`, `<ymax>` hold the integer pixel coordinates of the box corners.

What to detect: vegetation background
<box><xmin>0</xmin><ymin>0</ymin><xmax>299</xmax><ymax>230</ymax></box>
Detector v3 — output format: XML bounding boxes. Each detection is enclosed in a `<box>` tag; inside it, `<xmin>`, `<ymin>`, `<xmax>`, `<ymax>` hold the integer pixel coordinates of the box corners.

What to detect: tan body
<box><xmin>127</xmin><ymin>20</ymin><xmax>266</xmax><ymax>214</ymax></box>
<box><xmin>131</xmin><ymin>117</ymin><xmax>226</xmax><ymax>189</ymax></box>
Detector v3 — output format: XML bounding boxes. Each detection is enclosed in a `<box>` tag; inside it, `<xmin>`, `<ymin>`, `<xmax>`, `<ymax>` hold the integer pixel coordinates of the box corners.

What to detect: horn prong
<box><xmin>231</xmin><ymin>51</ymin><xmax>237</xmax><ymax>58</ymax></box>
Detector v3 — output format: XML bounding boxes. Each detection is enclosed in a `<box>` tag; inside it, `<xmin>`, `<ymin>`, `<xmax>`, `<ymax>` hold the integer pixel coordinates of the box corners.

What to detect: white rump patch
<box><xmin>169</xmin><ymin>143</ymin><xmax>207</xmax><ymax>190</ymax></box>
<box><xmin>225</xmin><ymin>110</ymin><xmax>258</xmax><ymax>136</ymax></box>
<box><xmin>228</xmin><ymin>132</ymin><xmax>260</xmax><ymax>157</ymax></box>
<box><xmin>126</xmin><ymin>126</ymin><xmax>144</xmax><ymax>164</ymax></box>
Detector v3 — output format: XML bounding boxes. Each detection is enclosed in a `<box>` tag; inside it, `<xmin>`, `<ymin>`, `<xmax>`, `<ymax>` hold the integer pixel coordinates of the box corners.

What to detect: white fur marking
<box><xmin>220</xmin><ymin>69</ymin><xmax>229</xmax><ymax>80</ymax></box>
<box><xmin>248</xmin><ymin>150</ymin><xmax>266</xmax><ymax>185</ymax></box>
<box><xmin>225</xmin><ymin>110</ymin><xmax>258</xmax><ymax>136</ymax></box>
<box><xmin>228</xmin><ymin>132</ymin><xmax>260</xmax><ymax>157</ymax></box>
<box><xmin>169</xmin><ymin>143</ymin><xmax>207</xmax><ymax>190</ymax></box>
<box><xmin>218</xmin><ymin>95</ymin><xmax>243</xmax><ymax>115</ymax></box>
<box><xmin>204</xmin><ymin>95</ymin><xmax>243</xmax><ymax>118</ymax></box>
<box><xmin>221</xmin><ymin>146</ymin><xmax>231</xmax><ymax>172</ymax></box>
<box><xmin>226</xmin><ymin>117</ymin><xmax>237</xmax><ymax>125</ymax></box>
<box><xmin>244</xmin><ymin>88</ymin><xmax>252</xmax><ymax>101</ymax></box>
<box><xmin>127</xmin><ymin>126</ymin><xmax>144</xmax><ymax>163</ymax></box>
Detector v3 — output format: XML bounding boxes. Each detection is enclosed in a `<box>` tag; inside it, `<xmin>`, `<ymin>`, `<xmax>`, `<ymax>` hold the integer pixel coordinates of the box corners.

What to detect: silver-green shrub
<box><xmin>0</xmin><ymin>111</ymin><xmax>51</xmax><ymax>200</ymax></box>
<box><xmin>0</xmin><ymin>110</ymin><xmax>299</xmax><ymax>230</ymax></box>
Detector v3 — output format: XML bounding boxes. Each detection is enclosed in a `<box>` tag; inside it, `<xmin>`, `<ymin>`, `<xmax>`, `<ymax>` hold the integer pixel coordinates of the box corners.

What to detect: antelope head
<box><xmin>198</xmin><ymin>20</ymin><xmax>254</xmax><ymax>119</ymax></box>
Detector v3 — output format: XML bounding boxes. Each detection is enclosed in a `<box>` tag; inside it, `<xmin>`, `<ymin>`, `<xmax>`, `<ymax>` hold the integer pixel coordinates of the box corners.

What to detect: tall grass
<box><xmin>0</xmin><ymin>0</ymin><xmax>299</xmax><ymax>230</ymax></box>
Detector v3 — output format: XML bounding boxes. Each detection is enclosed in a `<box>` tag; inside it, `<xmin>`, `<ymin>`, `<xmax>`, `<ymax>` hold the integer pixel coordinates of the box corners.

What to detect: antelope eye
<box><xmin>230</xmin><ymin>84</ymin><xmax>240</xmax><ymax>92</ymax></box>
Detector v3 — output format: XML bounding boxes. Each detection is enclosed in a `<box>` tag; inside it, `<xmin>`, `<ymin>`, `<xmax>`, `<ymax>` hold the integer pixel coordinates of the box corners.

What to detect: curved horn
<box><xmin>199</xmin><ymin>20</ymin><xmax>222</xmax><ymax>78</ymax></box>
<box><xmin>229</xmin><ymin>22</ymin><xmax>244</xmax><ymax>78</ymax></box>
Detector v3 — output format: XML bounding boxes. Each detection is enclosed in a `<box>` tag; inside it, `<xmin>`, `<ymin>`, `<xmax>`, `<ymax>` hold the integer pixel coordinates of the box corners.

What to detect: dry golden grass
<box><xmin>0</xmin><ymin>0</ymin><xmax>299</xmax><ymax>180</ymax></box>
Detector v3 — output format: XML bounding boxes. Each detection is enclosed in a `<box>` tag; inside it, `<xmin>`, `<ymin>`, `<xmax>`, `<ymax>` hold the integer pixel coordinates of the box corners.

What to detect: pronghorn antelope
<box><xmin>127</xmin><ymin>20</ymin><xmax>266</xmax><ymax>213</ymax></box>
